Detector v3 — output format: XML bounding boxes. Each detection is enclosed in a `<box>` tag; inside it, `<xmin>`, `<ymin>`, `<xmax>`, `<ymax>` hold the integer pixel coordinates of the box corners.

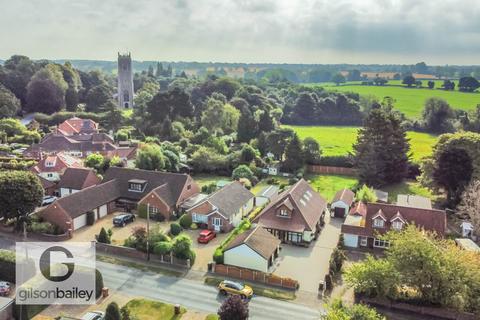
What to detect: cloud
<box><xmin>0</xmin><ymin>0</ymin><xmax>479</xmax><ymax>64</ymax></box>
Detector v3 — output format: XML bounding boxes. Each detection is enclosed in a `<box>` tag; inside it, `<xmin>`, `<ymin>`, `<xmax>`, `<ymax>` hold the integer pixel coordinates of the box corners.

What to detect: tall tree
<box><xmin>283</xmin><ymin>133</ymin><xmax>305</xmax><ymax>172</ymax></box>
<box><xmin>354</xmin><ymin>109</ymin><xmax>410</xmax><ymax>187</ymax></box>
<box><xmin>85</xmin><ymin>83</ymin><xmax>113</xmax><ymax>112</ymax></box>
<box><xmin>303</xmin><ymin>137</ymin><xmax>321</xmax><ymax>165</ymax></box>
<box><xmin>458</xmin><ymin>76</ymin><xmax>480</xmax><ymax>92</ymax></box>
<box><xmin>0</xmin><ymin>55</ymin><xmax>38</xmax><ymax>106</ymax></box>
<box><xmin>402</xmin><ymin>75</ymin><xmax>416</xmax><ymax>87</ymax></box>
<box><xmin>331</xmin><ymin>73</ymin><xmax>346</xmax><ymax>86</ymax></box>
<box><xmin>135</xmin><ymin>144</ymin><xmax>165</xmax><ymax>171</ymax></box>
<box><xmin>0</xmin><ymin>84</ymin><xmax>21</xmax><ymax>119</ymax></box>
<box><xmin>218</xmin><ymin>295</ymin><xmax>249</xmax><ymax>320</ymax></box>
<box><xmin>26</xmin><ymin>64</ymin><xmax>68</xmax><ymax>114</ymax></box>
<box><xmin>237</xmin><ymin>110</ymin><xmax>258</xmax><ymax>143</ymax></box>
<box><xmin>422</xmin><ymin>98</ymin><xmax>455</xmax><ymax>133</ymax></box>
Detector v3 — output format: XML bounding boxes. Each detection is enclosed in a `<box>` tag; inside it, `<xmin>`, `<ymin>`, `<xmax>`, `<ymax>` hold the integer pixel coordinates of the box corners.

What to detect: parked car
<box><xmin>113</xmin><ymin>213</ymin><xmax>135</xmax><ymax>227</ymax></box>
<box><xmin>218</xmin><ymin>280</ymin><xmax>253</xmax><ymax>299</ymax></box>
<box><xmin>41</xmin><ymin>195</ymin><xmax>57</xmax><ymax>206</ymax></box>
<box><xmin>0</xmin><ymin>281</ymin><xmax>10</xmax><ymax>296</ymax></box>
<box><xmin>81</xmin><ymin>311</ymin><xmax>105</xmax><ymax>320</ymax></box>
<box><xmin>197</xmin><ymin>230</ymin><xmax>216</xmax><ymax>243</ymax></box>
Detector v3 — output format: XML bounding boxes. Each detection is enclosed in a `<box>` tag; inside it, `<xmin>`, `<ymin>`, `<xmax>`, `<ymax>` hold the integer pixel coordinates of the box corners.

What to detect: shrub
<box><xmin>105</xmin><ymin>302</ymin><xmax>121</xmax><ymax>320</ymax></box>
<box><xmin>318</xmin><ymin>155</ymin><xmax>354</xmax><ymax>168</ymax></box>
<box><xmin>179</xmin><ymin>213</ymin><xmax>192</xmax><ymax>229</ymax></box>
<box><xmin>355</xmin><ymin>185</ymin><xmax>377</xmax><ymax>203</ymax></box>
<box><xmin>213</xmin><ymin>248</ymin><xmax>224</xmax><ymax>264</ymax></box>
<box><xmin>0</xmin><ymin>250</ymin><xmax>17</xmax><ymax>283</ymax></box>
<box><xmin>86</xmin><ymin>211</ymin><xmax>95</xmax><ymax>225</ymax></box>
<box><xmin>153</xmin><ymin>241</ymin><xmax>173</xmax><ymax>255</ymax></box>
<box><xmin>201</xmin><ymin>183</ymin><xmax>217</xmax><ymax>194</ymax></box>
<box><xmin>325</xmin><ymin>274</ymin><xmax>333</xmax><ymax>291</ymax></box>
<box><xmin>95</xmin><ymin>269</ymin><xmax>104</xmax><ymax>298</ymax></box>
<box><xmin>232</xmin><ymin>164</ymin><xmax>255</xmax><ymax>181</ymax></box>
<box><xmin>137</xmin><ymin>204</ymin><xmax>147</xmax><ymax>219</ymax></box>
<box><xmin>97</xmin><ymin>227</ymin><xmax>111</xmax><ymax>244</ymax></box>
<box><xmin>28</xmin><ymin>221</ymin><xmax>54</xmax><ymax>234</ymax></box>
<box><xmin>170</xmin><ymin>222</ymin><xmax>182</xmax><ymax>236</ymax></box>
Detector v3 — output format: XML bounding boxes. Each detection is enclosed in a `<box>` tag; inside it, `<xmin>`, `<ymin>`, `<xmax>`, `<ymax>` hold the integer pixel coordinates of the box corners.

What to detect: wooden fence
<box><xmin>212</xmin><ymin>263</ymin><xmax>298</xmax><ymax>290</ymax></box>
<box><xmin>95</xmin><ymin>242</ymin><xmax>190</xmax><ymax>268</ymax></box>
<box><xmin>307</xmin><ymin>165</ymin><xmax>357</xmax><ymax>176</ymax></box>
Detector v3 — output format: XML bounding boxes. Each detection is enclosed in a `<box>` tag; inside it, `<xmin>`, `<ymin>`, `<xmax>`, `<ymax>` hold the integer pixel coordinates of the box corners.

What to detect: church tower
<box><xmin>117</xmin><ymin>52</ymin><xmax>134</xmax><ymax>108</ymax></box>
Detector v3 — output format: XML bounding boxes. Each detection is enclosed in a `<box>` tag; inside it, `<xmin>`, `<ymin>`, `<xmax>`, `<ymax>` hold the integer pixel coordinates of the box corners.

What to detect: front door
<box><xmin>213</xmin><ymin>218</ymin><xmax>222</xmax><ymax>232</ymax></box>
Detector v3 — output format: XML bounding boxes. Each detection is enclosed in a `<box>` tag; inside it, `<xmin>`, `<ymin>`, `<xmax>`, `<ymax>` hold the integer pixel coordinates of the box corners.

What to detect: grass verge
<box><xmin>124</xmin><ymin>298</ymin><xmax>186</xmax><ymax>320</ymax></box>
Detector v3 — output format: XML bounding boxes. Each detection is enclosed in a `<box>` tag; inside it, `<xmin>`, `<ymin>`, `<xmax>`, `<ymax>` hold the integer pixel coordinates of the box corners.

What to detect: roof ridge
<box><xmin>243</xmin><ymin>225</ymin><xmax>260</xmax><ymax>244</ymax></box>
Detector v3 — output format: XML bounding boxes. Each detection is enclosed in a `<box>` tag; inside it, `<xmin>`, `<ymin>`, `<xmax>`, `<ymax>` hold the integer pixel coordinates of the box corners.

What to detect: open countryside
<box><xmin>284</xmin><ymin>125</ymin><xmax>437</xmax><ymax>161</ymax></box>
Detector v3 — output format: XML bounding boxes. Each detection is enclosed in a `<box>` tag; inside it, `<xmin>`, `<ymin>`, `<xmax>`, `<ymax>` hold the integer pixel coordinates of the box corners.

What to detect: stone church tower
<box><xmin>117</xmin><ymin>53</ymin><xmax>135</xmax><ymax>108</ymax></box>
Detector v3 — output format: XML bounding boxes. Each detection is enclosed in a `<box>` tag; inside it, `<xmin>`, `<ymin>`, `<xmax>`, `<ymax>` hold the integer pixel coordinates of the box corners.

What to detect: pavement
<box><xmin>274</xmin><ymin>215</ymin><xmax>342</xmax><ymax>293</ymax></box>
<box><xmin>96</xmin><ymin>260</ymin><xmax>322</xmax><ymax>320</ymax></box>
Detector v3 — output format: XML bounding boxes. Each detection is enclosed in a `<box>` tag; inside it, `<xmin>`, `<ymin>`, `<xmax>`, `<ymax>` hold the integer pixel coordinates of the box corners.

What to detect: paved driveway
<box><xmin>274</xmin><ymin>215</ymin><xmax>343</xmax><ymax>293</ymax></box>
<box><xmin>184</xmin><ymin>230</ymin><xmax>228</xmax><ymax>272</ymax></box>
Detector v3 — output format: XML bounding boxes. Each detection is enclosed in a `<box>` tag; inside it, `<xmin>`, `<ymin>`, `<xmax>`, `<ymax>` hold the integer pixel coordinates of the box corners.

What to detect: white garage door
<box><xmin>73</xmin><ymin>214</ymin><xmax>88</xmax><ymax>230</ymax></box>
<box><xmin>343</xmin><ymin>234</ymin><xmax>359</xmax><ymax>248</ymax></box>
<box><xmin>98</xmin><ymin>205</ymin><xmax>108</xmax><ymax>218</ymax></box>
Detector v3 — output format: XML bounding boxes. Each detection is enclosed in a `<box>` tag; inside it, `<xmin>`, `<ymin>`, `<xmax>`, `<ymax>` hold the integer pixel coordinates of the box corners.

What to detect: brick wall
<box><xmin>213</xmin><ymin>264</ymin><xmax>298</xmax><ymax>290</ymax></box>
<box><xmin>307</xmin><ymin>165</ymin><xmax>357</xmax><ymax>176</ymax></box>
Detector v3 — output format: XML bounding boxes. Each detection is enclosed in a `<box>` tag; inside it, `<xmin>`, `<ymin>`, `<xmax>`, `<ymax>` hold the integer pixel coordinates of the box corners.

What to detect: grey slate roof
<box><xmin>225</xmin><ymin>225</ymin><xmax>281</xmax><ymax>259</ymax></box>
<box><xmin>208</xmin><ymin>181</ymin><xmax>254</xmax><ymax>219</ymax></box>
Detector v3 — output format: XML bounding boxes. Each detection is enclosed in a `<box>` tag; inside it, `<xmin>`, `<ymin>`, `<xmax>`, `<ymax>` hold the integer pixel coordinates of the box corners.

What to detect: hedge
<box><xmin>318</xmin><ymin>155</ymin><xmax>354</xmax><ymax>168</ymax></box>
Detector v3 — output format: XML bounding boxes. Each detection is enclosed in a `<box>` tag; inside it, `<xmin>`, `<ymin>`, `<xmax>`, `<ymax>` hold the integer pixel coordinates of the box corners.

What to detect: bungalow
<box><xmin>30</xmin><ymin>152</ymin><xmax>83</xmax><ymax>182</ymax></box>
<box><xmin>38</xmin><ymin>167</ymin><xmax>200</xmax><ymax>232</ymax></box>
<box><xmin>330</xmin><ymin>189</ymin><xmax>355</xmax><ymax>218</ymax></box>
<box><xmin>186</xmin><ymin>181</ymin><xmax>255</xmax><ymax>232</ymax></box>
<box><xmin>223</xmin><ymin>225</ymin><xmax>281</xmax><ymax>273</ymax></box>
<box><xmin>253</xmin><ymin>179</ymin><xmax>328</xmax><ymax>246</ymax></box>
<box><xmin>57</xmin><ymin>168</ymin><xmax>101</xmax><ymax>197</ymax></box>
<box><xmin>341</xmin><ymin>202</ymin><xmax>446</xmax><ymax>249</ymax></box>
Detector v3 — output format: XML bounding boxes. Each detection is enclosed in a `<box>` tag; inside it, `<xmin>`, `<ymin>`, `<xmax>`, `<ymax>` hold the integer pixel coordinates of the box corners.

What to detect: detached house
<box><xmin>57</xmin><ymin>168</ymin><xmax>101</xmax><ymax>197</ymax></box>
<box><xmin>253</xmin><ymin>179</ymin><xmax>328</xmax><ymax>245</ymax></box>
<box><xmin>341</xmin><ymin>202</ymin><xmax>446</xmax><ymax>249</ymax></box>
<box><xmin>38</xmin><ymin>167</ymin><xmax>200</xmax><ymax>232</ymax></box>
<box><xmin>30</xmin><ymin>152</ymin><xmax>83</xmax><ymax>182</ymax></box>
<box><xmin>56</xmin><ymin>117</ymin><xmax>99</xmax><ymax>136</ymax></box>
<box><xmin>186</xmin><ymin>181</ymin><xmax>255</xmax><ymax>232</ymax></box>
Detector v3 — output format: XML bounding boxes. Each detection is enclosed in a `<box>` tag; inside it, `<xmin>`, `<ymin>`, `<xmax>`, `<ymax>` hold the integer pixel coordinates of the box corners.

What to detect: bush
<box><xmin>179</xmin><ymin>213</ymin><xmax>192</xmax><ymax>229</ymax></box>
<box><xmin>325</xmin><ymin>274</ymin><xmax>333</xmax><ymax>291</ymax></box>
<box><xmin>318</xmin><ymin>155</ymin><xmax>354</xmax><ymax>168</ymax></box>
<box><xmin>86</xmin><ymin>211</ymin><xmax>95</xmax><ymax>225</ymax></box>
<box><xmin>213</xmin><ymin>248</ymin><xmax>224</xmax><ymax>264</ymax></box>
<box><xmin>170</xmin><ymin>222</ymin><xmax>182</xmax><ymax>236</ymax></box>
<box><xmin>153</xmin><ymin>241</ymin><xmax>173</xmax><ymax>255</ymax></box>
<box><xmin>137</xmin><ymin>204</ymin><xmax>147</xmax><ymax>219</ymax></box>
<box><xmin>105</xmin><ymin>301</ymin><xmax>121</xmax><ymax>320</ymax></box>
<box><xmin>0</xmin><ymin>250</ymin><xmax>17</xmax><ymax>283</ymax></box>
<box><xmin>172</xmin><ymin>234</ymin><xmax>194</xmax><ymax>260</ymax></box>
<box><xmin>95</xmin><ymin>269</ymin><xmax>104</xmax><ymax>298</ymax></box>
<box><xmin>98</xmin><ymin>227</ymin><xmax>111</xmax><ymax>244</ymax></box>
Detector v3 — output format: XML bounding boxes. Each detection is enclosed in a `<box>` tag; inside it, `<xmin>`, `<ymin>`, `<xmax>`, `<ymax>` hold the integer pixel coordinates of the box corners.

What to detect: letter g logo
<box><xmin>39</xmin><ymin>246</ymin><xmax>75</xmax><ymax>282</ymax></box>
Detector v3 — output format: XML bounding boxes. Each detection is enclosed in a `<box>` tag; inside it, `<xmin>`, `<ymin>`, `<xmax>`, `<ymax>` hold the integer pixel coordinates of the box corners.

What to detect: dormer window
<box><xmin>128</xmin><ymin>179</ymin><xmax>147</xmax><ymax>192</ymax></box>
<box><xmin>279</xmin><ymin>209</ymin><xmax>289</xmax><ymax>217</ymax></box>
<box><xmin>45</xmin><ymin>161</ymin><xmax>55</xmax><ymax>167</ymax></box>
<box><xmin>392</xmin><ymin>220</ymin><xmax>403</xmax><ymax>230</ymax></box>
<box><xmin>373</xmin><ymin>218</ymin><xmax>384</xmax><ymax>228</ymax></box>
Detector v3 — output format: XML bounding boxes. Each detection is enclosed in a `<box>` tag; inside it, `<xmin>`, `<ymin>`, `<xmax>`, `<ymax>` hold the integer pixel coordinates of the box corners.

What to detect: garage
<box><xmin>98</xmin><ymin>205</ymin><xmax>108</xmax><ymax>218</ymax></box>
<box><xmin>73</xmin><ymin>214</ymin><xmax>87</xmax><ymax>230</ymax></box>
<box><xmin>343</xmin><ymin>233</ymin><xmax>359</xmax><ymax>248</ymax></box>
<box><xmin>334</xmin><ymin>207</ymin><xmax>347</xmax><ymax>218</ymax></box>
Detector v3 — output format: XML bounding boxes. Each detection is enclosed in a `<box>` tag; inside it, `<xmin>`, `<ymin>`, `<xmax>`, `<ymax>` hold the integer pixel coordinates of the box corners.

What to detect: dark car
<box><xmin>113</xmin><ymin>213</ymin><xmax>135</xmax><ymax>227</ymax></box>
<box><xmin>0</xmin><ymin>282</ymin><xmax>11</xmax><ymax>296</ymax></box>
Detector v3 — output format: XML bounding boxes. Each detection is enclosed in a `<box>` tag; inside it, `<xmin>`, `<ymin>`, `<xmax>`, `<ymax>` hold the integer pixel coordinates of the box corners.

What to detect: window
<box><xmin>360</xmin><ymin>237</ymin><xmax>368</xmax><ymax>247</ymax></box>
<box><xmin>187</xmin><ymin>185</ymin><xmax>191</xmax><ymax>190</ymax></box>
<box><xmin>213</xmin><ymin>218</ymin><xmax>222</xmax><ymax>226</ymax></box>
<box><xmin>374</xmin><ymin>239</ymin><xmax>390</xmax><ymax>248</ymax></box>
<box><xmin>149</xmin><ymin>206</ymin><xmax>159</xmax><ymax>214</ymax></box>
<box><xmin>392</xmin><ymin>220</ymin><xmax>403</xmax><ymax>230</ymax></box>
<box><xmin>373</xmin><ymin>219</ymin><xmax>384</xmax><ymax>228</ymax></box>
<box><xmin>279</xmin><ymin>209</ymin><xmax>288</xmax><ymax>217</ymax></box>
<box><xmin>47</xmin><ymin>173</ymin><xmax>53</xmax><ymax>178</ymax></box>
<box><xmin>45</xmin><ymin>161</ymin><xmax>54</xmax><ymax>167</ymax></box>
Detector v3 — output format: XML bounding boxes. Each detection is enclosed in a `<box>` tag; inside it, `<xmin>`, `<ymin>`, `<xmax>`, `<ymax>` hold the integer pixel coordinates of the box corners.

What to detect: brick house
<box><xmin>57</xmin><ymin>117</ymin><xmax>99</xmax><ymax>136</ymax></box>
<box><xmin>253</xmin><ymin>179</ymin><xmax>328</xmax><ymax>245</ymax></box>
<box><xmin>38</xmin><ymin>167</ymin><xmax>200</xmax><ymax>232</ymax></box>
<box><xmin>185</xmin><ymin>181</ymin><xmax>255</xmax><ymax>232</ymax></box>
<box><xmin>30</xmin><ymin>152</ymin><xmax>83</xmax><ymax>182</ymax></box>
<box><xmin>341</xmin><ymin>202</ymin><xmax>446</xmax><ymax>249</ymax></box>
<box><xmin>57</xmin><ymin>167</ymin><xmax>101</xmax><ymax>197</ymax></box>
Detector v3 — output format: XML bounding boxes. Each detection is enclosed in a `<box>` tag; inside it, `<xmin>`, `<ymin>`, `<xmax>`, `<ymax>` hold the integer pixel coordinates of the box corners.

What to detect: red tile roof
<box><xmin>57</xmin><ymin>117</ymin><xmax>99</xmax><ymax>136</ymax></box>
<box><xmin>31</xmin><ymin>152</ymin><xmax>83</xmax><ymax>174</ymax></box>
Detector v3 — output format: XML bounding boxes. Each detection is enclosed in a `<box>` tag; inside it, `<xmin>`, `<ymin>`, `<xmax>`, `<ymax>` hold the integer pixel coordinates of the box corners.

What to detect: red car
<box><xmin>197</xmin><ymin>230</ymin><xmax>216</xmax><ymax>244</ymax></box>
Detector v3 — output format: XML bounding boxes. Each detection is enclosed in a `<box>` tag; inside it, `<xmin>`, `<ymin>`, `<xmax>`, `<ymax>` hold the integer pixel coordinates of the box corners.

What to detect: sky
<box><xmin>1</xmin><ymin>0</ymin><xmax>480</xmax><ymax>65</ymax></box>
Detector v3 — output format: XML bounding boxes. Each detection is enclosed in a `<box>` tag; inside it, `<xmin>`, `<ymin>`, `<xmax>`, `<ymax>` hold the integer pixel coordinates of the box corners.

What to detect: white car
<box><xmin>41</xmin><ymin>195</ymin><xmax>57</xmax><ymax>206</ymax></box>
<box><xmin>81</xmin><ymin>311</ymin><xmax>105</xmax><ymax>320</ymax></box>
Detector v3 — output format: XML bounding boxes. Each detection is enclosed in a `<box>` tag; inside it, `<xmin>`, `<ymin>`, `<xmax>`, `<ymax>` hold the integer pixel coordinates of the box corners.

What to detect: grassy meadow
<box><xmin>284</xmin><ymin>125</ymin><xmax>437</xmax><ymax>161</ymax></box>
<box><xmin>310</xmin><ymin>82</ymin><xmax>480</xmax><ymax>118</ymax></box>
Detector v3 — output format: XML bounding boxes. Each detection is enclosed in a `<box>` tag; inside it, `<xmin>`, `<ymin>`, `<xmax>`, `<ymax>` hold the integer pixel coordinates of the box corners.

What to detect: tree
<box><xmin>442</xmin><ymin>79</ymin><xmax>456</xmax><ymax>91</ymax></box>
<box><xmin>217</xmin><ymin>295</ymin><xmax>249</xmax><ymax>320</ymax></box>
<box><xmin>258</xmin><ymin>109</ymin><xmax>275</xmax><ymax>133</ymax></box>
<box><xmin>353</xmin><ymin>109</ymin><xmax>410</xmax><ymax>187</ymax></box>
<box><xmin>105</xmin><ymin>302</ymin><xmax>121</xmax><ymax>320</ymax></box>
<box><xmin>147</xmin><ymin>87</ymin><xmax>194</xmax><ymax>124</ymax></box>
<box><xmin>135</xmin><ymin>144</ymin><xmax>165</xmax><ymax>171</ymax></box>
<box><xmin>457</xmin><ymin>180</ymin><xmax>480</xmax><ymax>238</ymax></box>
<box><xmin>240</xmin><ymin>144</ymin><xmax>258</xmax><ymax>163</ymax></box>
<box><xmin>97</xmin><ymin>227</ymin><xmax>111</xmax><ymax>244</ymax></box>
<box><xmin>171</xmin><ymin>234</ymin><xmax>194</xmax><ymax>260</ymax></box>
<box><xmin>303</xmin><ymin>137</ymin><xmax>321</xmax><ymax>165</ymax></box>
<box><xmin>323</xmin><ymin>300</ymin><xmax>385</xmax><ymax>320</ymax></box>
<box><xmin>355</xmin><ymin>185</ymin><xmax>377</xmax><ymax>203</ymax></box>
<box><xmin>85</xmin><ymin>153</ymin><xmax>105</xmax><ymax>172</ymax></box>
<box><xmin>26</xmin><ymin>65</ymin><xmax>68</xmax><ymax>114</ymax></box>
<box><xmin>103</xmin><ymin>100</ymin><xmax>125</xmax><ymax>131</ymax></box>
<box><xmin>402</xmin><ymin>75</ymin><xmax>416</xmax><ymax>87</ymax></box>
<box><xmin>237</xmin><ymin>110</ymin><xmax>258</xmax><ymax>143</ymax></box>
<box><xmin>422</xmin><ymin>98</ymin><xmax>455</xmax><ymax>133</ymax></box>
<box><xmin>332</xmin><ymin>73</ymin><xmax>346</xmax><ymax>86</ymax></box>
<box><xmin>458</xmin><ymin>76</ymin><xmax>480</xmax><ymax>92</ymax></box>
<box><xmin>0</xmin><ymin>85</ymin><xmax>20</xmax><ymax>119</ymax></box>
<box><xmin>433</xmin><ymin>148</ymin><xmax>473</xmax><ymax>206</ymax></box>
<box><xmin>201</xmin><ymin>98</ymin><xmax>240</xmax><ymax>134</ymax></box>
<box><xmin>170</xmin><ymin>222</ymin><xmax>182</xmax><ymax>236</ymax></box>
<box><xmin>153</xmin><ymin>241</ymin><xmax>173</xmax><ymax>255</ymax></box>
<box><xmin>428</xmin><ymin>80</ymin><xmax>435</xmax><ymax>89</ymax></box>
<box><xmin>347</xmin><ymin>69</ymin><xmax>362</xmax><ymax>81</ymax></box>
<box><xmin>0</xmin><ymin>55</ymin><xmax>38</xmax><ymax>106</ymax></box>
<box><xmin>232</xmin><ymin>165</ymin><xmax>254</xmax><ymax>181</ymax></box>
<box><xmin>85</xmin><ymin>84</ymin><xmax>113</xmax><ymax>112</ymax></box>
<box><xmin>0</xmin><ymin>171</ymin><xmax>43</xmax><ymax>221</ymax></box>
<box><xmin>283</xmin><ymin>134</ymin><xmax>304</xmax><ymax>172</ymax></box>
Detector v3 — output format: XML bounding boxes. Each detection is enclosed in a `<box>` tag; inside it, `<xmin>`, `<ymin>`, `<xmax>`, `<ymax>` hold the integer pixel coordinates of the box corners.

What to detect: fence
<box><xmin>358</xmin><ymin>296</ymin><xmax>477</xmax><ymax>320</ymax></box>
<box><xmin>307</xmin><ymin>165</ymin><xmax>357</xmax><ymax>176</ymax></box>
<box><xmin>212</xmin><ymin>263</ymin><xmax>298</xmax><ymax>290</ymax></box>
<box><xmin>95</xmin><ymin>242</ymin><xmax>190</xmax><ymax>268</ymax></box>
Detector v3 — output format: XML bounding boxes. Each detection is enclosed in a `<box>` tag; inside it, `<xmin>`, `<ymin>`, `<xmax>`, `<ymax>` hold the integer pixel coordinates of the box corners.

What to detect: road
<box><xmin>97</xmin><ymin>261</ymin><xmax>322</xmax><ymax>320</ymax></box>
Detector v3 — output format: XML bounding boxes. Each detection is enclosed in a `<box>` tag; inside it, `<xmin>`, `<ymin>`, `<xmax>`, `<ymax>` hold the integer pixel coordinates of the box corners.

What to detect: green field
<box><xmin>305</xmin><ymin>174</ymin><xmax>358</xmax><ymax>200</ymax></box>
<box><xmin>285</xmin><ymin>125</ymin><xmax>437</xmax><ymax>161</ymax></box>
<box><xmin>318</xmin><ymin>83</ymin><xmax>479</xmax><ymax>118</ymax></box>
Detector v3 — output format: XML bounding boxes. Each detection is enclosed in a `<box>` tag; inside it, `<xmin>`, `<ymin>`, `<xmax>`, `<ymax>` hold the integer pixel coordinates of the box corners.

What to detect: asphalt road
<box><xmin>0</xmin><ymin>236</ymin><xmax>15</xmax><ymax>250</ymax></box>
<box><xmin>97</xmin><ymin>261</ymin><xmax>322</xmax><ymax>320</ymax></box>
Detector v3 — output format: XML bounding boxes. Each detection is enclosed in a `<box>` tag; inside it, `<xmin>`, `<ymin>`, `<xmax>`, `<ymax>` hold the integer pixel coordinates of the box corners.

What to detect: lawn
<box><xmin>382</xmin><ymin>180</ymin><xmax>436</xmax><ymax>203</ymax></box>
<box><xmin>305</xmin><ymin>174</ymin><xmax>358</xmax><ymax>200</ymax></box>
<box><xmin>192</xmin><ymin>174</ymin><xmax>231</xmax><ymax>187</ymax></box>
<box><xmin>284</xmin><ymin>125</ymin><xmax>437</xmax><ymax>161</ymax></box>
<box><xmin>124</xmin><ymin>298</ymin><xmax>186</xmax><ymax>320</ymax></box>
<box><xmin>320</xmin><ymin>83</ymin><xmax>480</xmax><ymax>118</ymax></box>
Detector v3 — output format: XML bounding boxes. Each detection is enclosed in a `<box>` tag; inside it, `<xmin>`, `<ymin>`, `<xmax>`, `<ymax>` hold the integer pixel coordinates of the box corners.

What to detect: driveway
<box><xmin>184</xmin><ymin>229</ymin><xmax>228</xmax><ymax>272</ymax></box>
<box><xmin>274</xmin><ymin>215</ymin><xmax>343</xmax><ymax>293</ymax></box>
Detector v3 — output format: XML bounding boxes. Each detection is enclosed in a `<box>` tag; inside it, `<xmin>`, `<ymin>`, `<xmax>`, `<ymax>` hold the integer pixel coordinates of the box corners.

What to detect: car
<box><xmin>197</xmin><ymin>230</ymin><xmax>216</xmax><ymax>243</ymax></box>
<box><xmin>113</xmin><ymin>213</ymin><xmax>135</xmax><ymax>227</ymax></box>
<box><xmin>0</xmin><ymin>281</ymin><xmax>10</xmax><ymax>296</ymax></box>
<box><xmin>218</xmin><ymin>280</ymin><xmax>253</xmax><ymax>299</ymax></box>
<box><xmin>81</xmin><ymin>311</ymin><xmax>105</xmax><ymax>320</ymax></box>
<box><xmin>41</xmin><ymin>195</ymin><xmax>57</xmax><ymax>206</ymax></box>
